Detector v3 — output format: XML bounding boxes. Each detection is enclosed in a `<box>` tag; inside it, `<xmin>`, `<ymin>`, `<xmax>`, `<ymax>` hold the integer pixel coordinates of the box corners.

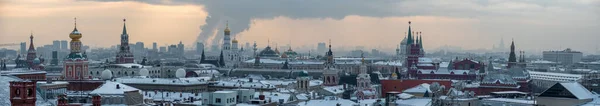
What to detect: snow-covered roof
<box><xmin>0</xmin><ymin>68</ymin><xmax>46</xmax><ymax>75</ymax></box>
<box><xmin>297</xmin><ymin>96</ymin><xmax>357</xmax><ymax>106</ymax></box>
<box><xmin>530</xmin><ymin>60</ymin><xmax>557</xmax><ymax>64</ymax></box>
<box><xmin>560</xmin><ymin>82</ymin><xmax>593</xmax><ymax>100</ymax></box>
<box><xmin>490</xmin><ymin>91</ymin><xmax>527</xmax><ymax>94</ymax></box>
<box><xmin>403</xmin><ymin>83</ymin><xmax>431</xmax><ymax>93</ymax></box>
<box><xmin>109</xmin><ymin>63</ymin><xmax>151</xmax><ymax>68</ymax></box>
<box><xmin>418</xmin><ymin>69</ymin><xmax>471</xmax><ymax>75</ymax></box>
<box><xmin>398</xmin><ymin>93</ymin><xmax>415</xmax><ymax>99</ymax></box>
<box><xmin>322</xmin><ymin>85</ymin><xmax>346</xmax><ymax>94</ymax></box>
<box><xmin>115</xmin><ymin>77</ymin><xmax>211</xmax><ymax>86</ymax></box>
<box><xmin>372</xmin><ymin>60</ymin><xmax>403</xmax><ymax>66</ymax></box>
<box><xmin>90</xmin><ymin>81</ymin><xmax>140</xmax><ymax>95</ymax></box>
<box><xmin>418</xmin><ymin>57</ymin><xmax>434</xmax><ymax>63</ymax></box>
<box><xmin>212</xmin><ymin>80</ymin><xmax>276</xmax><ymax>89</ymax></box>
<box><xmin>395</xmin><ymin>98</ymin><xmax>432</xmax><ymax>106</ymax></box>
<box><xmin>253</xmin><ymin>92</ymin><xmax>292</xmax><ymax>103</ymax></box>
<box><xmin>528</xmin><ymin>71</ymin><xmax>582</xmax><ymax>82</ymax></box>
<box><xmin>484</xmin><ymin>98</ymin><xmax>534</xmax><ymax>104</ymax></box>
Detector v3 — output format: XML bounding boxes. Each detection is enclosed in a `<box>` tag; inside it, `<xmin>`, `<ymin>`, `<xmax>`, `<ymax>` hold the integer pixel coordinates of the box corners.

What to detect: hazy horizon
<box><xmin>1</xmin><ymin>0</ymin><xmax>599</xmax><ymax>54</ymax></box>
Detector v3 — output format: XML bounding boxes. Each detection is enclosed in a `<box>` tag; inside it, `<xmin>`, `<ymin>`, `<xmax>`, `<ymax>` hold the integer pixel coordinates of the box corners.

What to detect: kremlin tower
<box><xmin>63</xmin><ymin>18</ymin><xmax>89</xmax><ymax>80</ymax></box>
<box><xmin>322</xmin><ymin>40</ymin><xmax>339</xmax><ymax>86</ymax></box>
<box><xmin>115</xmin><ymin>19</ymin><xmax>134</xmax><ymax>64</ymax></box>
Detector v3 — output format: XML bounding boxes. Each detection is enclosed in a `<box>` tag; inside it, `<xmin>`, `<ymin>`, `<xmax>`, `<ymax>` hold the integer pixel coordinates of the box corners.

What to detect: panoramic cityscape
<box><xmin>0</xmin><ymin>0</ymin><xmax>600</xmax><ymax>106</ymax></box>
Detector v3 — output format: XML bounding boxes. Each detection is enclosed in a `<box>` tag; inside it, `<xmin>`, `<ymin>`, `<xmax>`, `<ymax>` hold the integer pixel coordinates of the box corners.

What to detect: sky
<box><xmin>0</xmin><ymin>0</ymin><xmax>599</xmax><ymax>54</ymax></box>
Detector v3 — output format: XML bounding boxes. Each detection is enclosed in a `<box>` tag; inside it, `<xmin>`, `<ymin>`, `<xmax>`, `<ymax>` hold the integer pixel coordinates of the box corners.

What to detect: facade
<box><xmin>115</xmin><ymin>19</ymin><xmax>135</xmax><ymax>64</ymax></box>
<box><xmin>296</xmin><ymin>71</ymin><xmax>311</xmax><ymax>93</ymax></box>
<box><xmin>37</xmin><ymin>81</ymin><xmax>68</xmax><ymax>100</ymax></box>
<box><xmin>10</xmin><ymin>81</ymin><xmax>37</xmax><ymax>106</ymax></box>
<box><xmin>322</xmin><ymin>42</ymin><xmax>339</xmax><ymax>86</ymax></box>
<box><xmin>63</xmin><ymin>19</ymin><xmax>90</xmax><ymax>80</ymax></box>
<box><xmin>543</xmin><ymin>48</ymin><xmax>583</xmax><ymax>65</ymax></box>
<box><xmin>529</xmin><ymin>71</ymin><xmax>582</xmax><ymax>93</ymax></box>
<box><xmin>61</xmin><ymin>40</ymin><xmax>68</xmax><ymax>50</ymax></box>
<box><xmin>202</xmin><ymin>90</ymin><xmax>238</xmax><ymax>106</ymax></box>
<box><xmin>20</xmin><ymin>42</ymin><xmax>26</xmax><ymax>55</ymax></box>
<box><xmin>355</xmin><ymin>54</ymin><xmax>376</xmax><ymax>99</ymax></box>
<box><xmin>89</xmin><ymin>81</ymin><xmax>144</xmax><ymax>105</ymax></box>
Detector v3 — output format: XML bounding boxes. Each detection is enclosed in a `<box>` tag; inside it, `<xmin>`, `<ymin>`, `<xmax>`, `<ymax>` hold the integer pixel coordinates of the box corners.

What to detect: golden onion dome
<box><xmin>232</xmin><ymin>38</ymin><xmax>238</xmax><ymax>43</ymax></box>
<box><xmin>69</xmin><ymin>28</ymin><xmax>82</xmax><ymax>41</ymax></box>
<box><xmin>69</xmin><ymin>18</ymin><xmax>82</xmax><ymax>41</ymax></box>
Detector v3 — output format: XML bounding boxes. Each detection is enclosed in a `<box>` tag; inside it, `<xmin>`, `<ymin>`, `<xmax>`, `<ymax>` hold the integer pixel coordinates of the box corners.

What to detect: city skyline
<box><xmin>1</xmin><ymin>0</ymin><xmax>599</xmax><ymax>54</ymax></box>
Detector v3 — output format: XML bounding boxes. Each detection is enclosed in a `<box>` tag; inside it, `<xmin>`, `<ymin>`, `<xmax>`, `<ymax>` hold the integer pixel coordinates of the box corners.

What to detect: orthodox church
<box><xmin>62</xmin><ymin>18</ymin><xmax>90</xmax><ymax>80</ymax></box>
<box><xmin>15</xmin><ymin>33</ymin><xmax>45</xmax><ymax>70</ymax></box>
<box><xmin>221</xmin><ymin>22</ymin><xmax>245</xmax><ymax>68</ymax></box>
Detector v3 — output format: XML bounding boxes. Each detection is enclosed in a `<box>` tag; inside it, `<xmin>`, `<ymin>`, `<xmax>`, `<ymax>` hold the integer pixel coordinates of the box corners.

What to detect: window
<box><xmin>216</xmin><ymin>98</ymin><xmax>221</xmax><ymax>103</ymax></box>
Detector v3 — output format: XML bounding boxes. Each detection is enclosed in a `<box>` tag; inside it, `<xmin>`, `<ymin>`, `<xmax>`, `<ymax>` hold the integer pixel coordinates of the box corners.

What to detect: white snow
<box><xmin>485</xmin><ymin>98</ymin><xmax>534</xmax><ymax>104</ymax></box>
<box><xmin>395</xmin><ymin>98</ymin><xmax>432</xmax><ymax>106</ymax></box>
<box><xmin>372</xmin><ymin>61</ymin><xmax>403</xmax><ymax>66</ymax></box>
<box><xmin>90</xmin><ymin>81</ymin><xmax>140</xmax><ymax>95</ymax></box>
<box><xmin>297</xmin><ymin>96</ymin><xmax>357</xmax><ymax>106</ymax></box>
<box><xmin>322</xmin><ymin>85</ymin><xmax>346</xmax><ymax>95</ymax></box>
<box><xmin>403</xmin><ymin>83</ymin><xmax>431</xmax><ymax>93</ymax></box>
<box><xmin>115</xmin><ymin>77</ymin><xmax>211</xmax><ymax>85</ymax></box>
<box><xmin>560</xmin><ymin>82</ymin><xmax>593</xmax><ymax>100</ymax></box>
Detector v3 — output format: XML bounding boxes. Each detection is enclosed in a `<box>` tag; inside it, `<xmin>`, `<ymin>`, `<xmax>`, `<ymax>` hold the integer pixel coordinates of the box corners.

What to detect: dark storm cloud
<box><xmin>89</xmin><ymin>0</ymin><xmax>599</xmax><ymax>51</ymax></box>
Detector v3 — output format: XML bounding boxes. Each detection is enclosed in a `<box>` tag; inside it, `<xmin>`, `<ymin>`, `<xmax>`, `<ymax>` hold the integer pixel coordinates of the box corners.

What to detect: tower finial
<box><xmin>409</xmin><ymin>21</ymin><xmax>411</xmax><ymax>25</ymax></box>
<box><xmin>329</xmin><ymin>39</ymin><xmax>332</xmax><ymax>48</ymax></box>
<box><xmin>74</xmin><ymin>17</ymin><xmax>77</xmax><ymax>28</ymax></box>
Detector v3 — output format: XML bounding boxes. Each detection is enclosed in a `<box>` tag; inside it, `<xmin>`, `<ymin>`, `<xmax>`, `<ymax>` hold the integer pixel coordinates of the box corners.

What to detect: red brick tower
<box><xmin>92</xmin><ymin>95</ymin><xmax>101</xmax><ymax>106</ymax></box>
<box><xmin>10</xmin><ymin>81</ymin><xmax>37</xmax><ymax>106</ymax></box>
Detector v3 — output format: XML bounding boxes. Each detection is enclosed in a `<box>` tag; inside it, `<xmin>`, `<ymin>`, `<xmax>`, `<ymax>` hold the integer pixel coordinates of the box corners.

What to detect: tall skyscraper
<box><xmin>63</xmin><ymin>18</ymin><xmax>89</xmax><ymax>79</ymax></box>
<box><xmin>177</xmin><ymin>41</ymin><xmax>185</xmax><ymax>56</ymax></box>
<box><xmin>159</xmin><ymin>46</ymin><xmax>167</xmax><ymax>53</ymax></box>
<box><xmin>317</xmin><ymin>42</ymin><xmax>326</xmax><ymax>54</ymax></box>
<box><xmin>115</xmin><ymin>19</ymin><xmax>134</xmax><ymax>64</ymax></box>
<box><xmin>52</xmin><ymin>40</ymin><xmax>61</xmax><ymax>50</ymax></box>
<box><xmin>60</xmin><ymin>40</ymin><xmax>68</xmax><ymax>50</ymax></box>
<box><xmin>152</xmin><ymin>42</ymin><xmax>157</xmax><ymax>52</ymax></box>
<box><xmin>196</xmin><ymin>42</ymin><xmax>204</xmax><ymax>54</ymax></box>
<box><xmin>19</xmin><ymin>42</ymin><xmax>26</xmax><ymax>54</ymax></box>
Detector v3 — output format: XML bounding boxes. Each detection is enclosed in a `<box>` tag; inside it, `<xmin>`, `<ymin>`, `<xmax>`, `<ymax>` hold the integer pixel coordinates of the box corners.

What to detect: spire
<box><xmin>419</xmin><ymin>32</ymin><xmax>423</xmax><ymax>47</ymax></box>
<box><xmin>407</xmin><ymin>21</ymin><xmax>413</xmax><ymax>45</ymax></box>
<box><xmin>361</xmin><ymin>51</ymin><xmax>365</xmax><ymax>64</ymax></box>
<box><xmin>122</xmin><ymin>19</ymin><xmax>127</xmax><ymax>35</ymax></box>
<box><xmin>29</xmin><ymin>32</ymin><xmax>35</xmax><ymax>51</ymax></box>
<box><xmin>224</xmin><ymin>21</ymin><xmax>230</xmax><ymax>33</ymax></box>
<box><xmin>73</xmin><ymin>17</ymin><xmax>78</xmax><ymax>31</ymax></box>
<box><xmin>508</xmin><ymin>39</ymin><xmax>517</xmax><ymax>68</ymax></box>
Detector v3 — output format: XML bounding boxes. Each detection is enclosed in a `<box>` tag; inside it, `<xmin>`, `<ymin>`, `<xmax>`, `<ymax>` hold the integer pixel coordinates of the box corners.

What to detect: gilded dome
<box><xmin>232</xmin><ymin>38</ymin><xmax>238</xmax><ymax>43</ymax></box>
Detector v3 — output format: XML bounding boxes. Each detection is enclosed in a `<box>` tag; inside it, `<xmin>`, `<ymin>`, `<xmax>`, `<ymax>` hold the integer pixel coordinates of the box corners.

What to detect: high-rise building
<box><xmin>135</xmin><ymin>42</ymin><xmax>144</xmax><ymax>51</ymax></box>
<box><xmin>152</xmin><ymin>42</ymin><xmax>157</xmax><ymax>52</ymax></box>
<box><xmin>196</xmin><ymin>42</ymin><xmax>204</xmax><ymax>54</ymax></box>
<box><xmin>19</xmin><ymin>42</ymin><xmax>26</xmax><ymax>54</ymax></box>
<box><xmin>60</xmin><ymin>40</ymin><xmax>68</xmax><ymax>50</ymax></box>
<box><xmin>50</xmin><ymin>51</ymin><xmax>58</xmax><ymax>66</ymax></box>
<box><xmin>63</xmin><ymin>18</ymin><xmax>89</xmax><ymax>79</ymax></box>
<box><xmin>177</xmin><ymin>41</ymin><xmax>185</xmax><ymax>56</ymax></box>
<box><xmin>115</xmin><ymin>19</ymin><xmax>134</xmax><ymax>64</ymax></box>
<box><xmin>53</xmin><ymin>40</ymin><xmax>61</xmax><ymax>50</ymax></box>
<box><xmin>159</xmin><ymin>46</ymin><xmax>166</xmax><ymax>53</ymax></box>
<box><xmin>168</xmin><ymin>45</ymin><xmax>178</xmax><ymax>55</ymax></box>
<box><xmin>543</xmin><ymin>48</ymin><xmax>583</xmax><ymax>65</ymax></box>
<box><xmin>317</xmin><ymin>42</ymin><xmax>326</xmax><ymax>54</ymax></box>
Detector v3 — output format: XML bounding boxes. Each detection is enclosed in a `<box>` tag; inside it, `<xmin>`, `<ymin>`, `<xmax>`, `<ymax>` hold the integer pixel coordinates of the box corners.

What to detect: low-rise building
<box><xmin>202</xmin><ymin>90</ymin><xmax>238</xmax><ymax>106</ymax></box>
